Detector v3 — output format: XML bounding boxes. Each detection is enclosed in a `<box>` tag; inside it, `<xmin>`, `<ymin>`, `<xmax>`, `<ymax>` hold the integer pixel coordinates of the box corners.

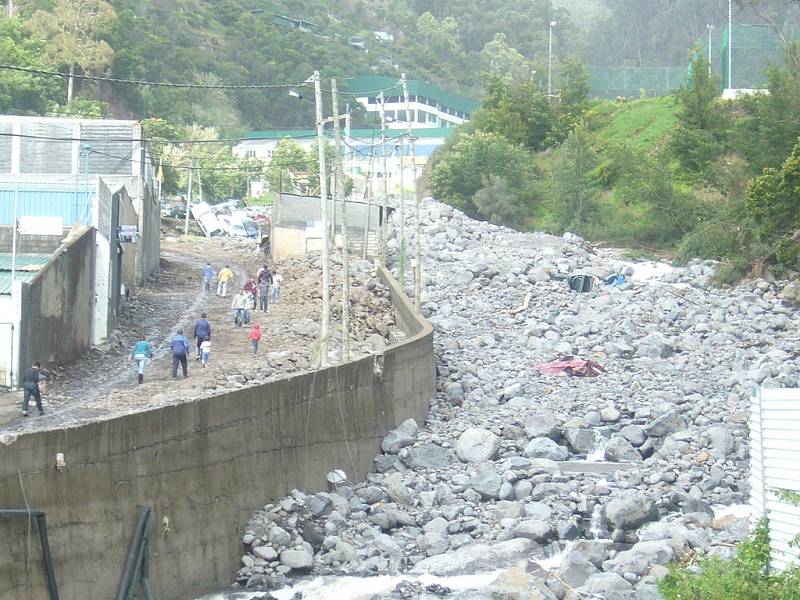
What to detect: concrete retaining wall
<box><xmin>0</xmin><ymin>266</ymin><xmax>434</xmax><ymax>600</ymax></box>
<box><xmin>17</xmin><ymin>227</ymin><xmax>96</xmax><ymax>373</ymax></box>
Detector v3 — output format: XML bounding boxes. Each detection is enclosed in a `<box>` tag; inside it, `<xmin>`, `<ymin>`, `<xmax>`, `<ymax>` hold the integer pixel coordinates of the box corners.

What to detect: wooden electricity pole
<box><xmin>332</xmin><ymin>78</ymin><xmax>351</xmax><ymax>362</ymax></box>
<box><xmin>401</xmin><ymin>73</ymin><xmax>421</xmax><ymax>309</ymax></box>
<box><xmin>314</xmin><ymin>71</ymin><xmax>331</xmax><ymax>366</ymax></box>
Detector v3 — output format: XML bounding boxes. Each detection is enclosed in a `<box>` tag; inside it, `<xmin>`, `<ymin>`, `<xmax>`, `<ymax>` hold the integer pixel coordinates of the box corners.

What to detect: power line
<box><xmin>0</xmin><ymin>131</ymin><xmax>318</xmax><ymax>145</ymax></box>
<box><xmin>0</xmin><ymin>64</ymin><xmax>303</xmax><ymax>89</ymax></box>
<box><xmin>0</xmin><ymin>62</ymin><xmax>406</xmax><ymax>96</ymax></box>
<box><xmin>88</xmin><ymin>148</ymin><xmax>319</xmax><ymax>173</ymax></box>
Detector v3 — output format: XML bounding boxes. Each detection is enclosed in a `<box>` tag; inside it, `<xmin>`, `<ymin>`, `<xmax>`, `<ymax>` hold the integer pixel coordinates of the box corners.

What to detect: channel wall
<box><xmin>0</xmin><ymin>266</ymin><xmax>435</xmax><ymax>600</ymax></box>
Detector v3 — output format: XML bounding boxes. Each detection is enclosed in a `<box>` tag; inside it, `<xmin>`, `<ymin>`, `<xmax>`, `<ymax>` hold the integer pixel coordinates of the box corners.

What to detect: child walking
<box><xmin>200</xmin><ymin>339</ymin><xmax>211</xmax><ymax>367</ymax></box>
<box><xmin>249</xmin><ymin>323</ymin><xmax>262</xmax><ymax>357</ymax></box>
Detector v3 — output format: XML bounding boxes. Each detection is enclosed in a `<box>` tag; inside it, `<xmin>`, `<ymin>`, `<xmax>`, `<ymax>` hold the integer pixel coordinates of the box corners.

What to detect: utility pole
<box><xmin>548</xmin><ymin>21</ymin><xmax>557</xmax><ymax>100</ymax></box>
<box><xmin>314</xmin><ymin>70</ymin><xmax>331</xmax><ymax>366</ymax></box>
<box><xmin>332</xmin><ymin>79</ymin><xmax>351</xmax><ymax>361</ymax></box>
<box><xmin>184</xmin><ymin>162</ymin><xmax>193</xmax><ymax>236</ymax></box>
<box><xmin>706</xmin><ymin>24</ymin><xmax>714</xmax><ymax>77</ymax></box>
<box><xmin>397</xmin><ymin>134</ymin><xmax>405</xmax><ymax>290</ymax></box>
<box><xmin>728</xmin><ymin>0</ymin><xmax>733</xmax><ymax>90</ymax></box>
<box><xmin>402</xmin><ymin>73</ymin><xmax>421</xmax><ymax>309</ymax></box>
<box><xmin>378</xmin><ymin>91</ymin><xmax>389</xmax><ymax>267</ymax></box>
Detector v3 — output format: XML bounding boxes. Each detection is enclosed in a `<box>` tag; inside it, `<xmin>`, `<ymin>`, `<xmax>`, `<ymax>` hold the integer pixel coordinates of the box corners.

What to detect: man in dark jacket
<box><xmin>193</xmin><ymin>313</ymin><xmax>212</xmax><ymax>361</ymax></box>
<box><xmin>170</xmin><ymin>330</ymin><xmax>191</xmax><ymax>380</ymax></box>
<box><xmin>21</xmin><ymin>361</ymin><xmax>44</xmax><ymax>417</ymax></box>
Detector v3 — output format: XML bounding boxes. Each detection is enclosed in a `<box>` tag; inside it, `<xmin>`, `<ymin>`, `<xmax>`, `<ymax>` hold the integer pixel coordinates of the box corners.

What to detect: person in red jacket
<box><xmin>249</xmin><ymin>323</ymin><xmax>262</xmax><ymax>357</ymax></box>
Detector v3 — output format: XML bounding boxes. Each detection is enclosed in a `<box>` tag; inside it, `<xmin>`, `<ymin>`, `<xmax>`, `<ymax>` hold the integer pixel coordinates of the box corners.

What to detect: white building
<box><xmin>234</xmin><ymin>127</ymin><xmax>455</xmax><ymax>197</ymax></box>
<box><xmin>345</xmin><ymin>75</ymin><xmax>479</xmax><ymax>130</ymax></box>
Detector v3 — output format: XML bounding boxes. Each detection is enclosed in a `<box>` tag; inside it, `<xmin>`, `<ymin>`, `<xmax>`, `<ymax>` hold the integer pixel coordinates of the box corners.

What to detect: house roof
<box><xmin>242</xmin><ymin>127</ymin><xmax>458</xmax><ymax>141</ymax></box>
<box><xmin>0</xmin><ymin>252</ymin><xmax>51</xmax><ymax>294</ymax></box>
<box><xmin>343</xmin><ymin>75</ymin><xmax>480</xmax><ymax>115</ymax></box>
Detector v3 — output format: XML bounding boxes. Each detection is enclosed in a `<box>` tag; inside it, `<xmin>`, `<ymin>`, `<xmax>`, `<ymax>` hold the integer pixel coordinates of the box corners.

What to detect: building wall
<box><xmin>0</xmin><ymin>226</ymin><xmax>65</xmax><ymax>254</ymax></box>
<box><xmin>16</xmin><ymin>227</ymin><xmax>95</xmax><ymax>374</ymax></box>
<box><xmin>0</xmin><ymin>306</ymin><xmax>16</xmax><ymax>386</ymax></box>
<box><xmin>0</xmin><ymin>267</ymin><xmax>435</xmax><ymax>600</ymax></box>
<box><xmin>749</xmin><ymin>387</ymin><xmax>800</xmax><ymax>571</ymax></box>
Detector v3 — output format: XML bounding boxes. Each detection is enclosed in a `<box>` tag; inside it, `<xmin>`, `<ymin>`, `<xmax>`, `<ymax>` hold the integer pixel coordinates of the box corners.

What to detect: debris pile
<box><xmin>235</xmin><ymin>201</ymin><xmax>798</xmax><ymax>599</ymax></box>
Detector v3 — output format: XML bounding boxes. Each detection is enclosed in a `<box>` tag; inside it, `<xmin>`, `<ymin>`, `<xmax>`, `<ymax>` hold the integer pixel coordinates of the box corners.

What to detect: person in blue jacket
<box><xmin>170</xmin><ymin>330</ymin><xmax>191</xmax><ymax>380</ymax></box>
<box><xmin>201</xmin><ymin>262</ymin><xmax>215</xmax><ymax>292</ymax></box>
<box><xmin>130</xmin><ymin>335</ymin><xmax>154</xmax><ymax>384</ymax></box>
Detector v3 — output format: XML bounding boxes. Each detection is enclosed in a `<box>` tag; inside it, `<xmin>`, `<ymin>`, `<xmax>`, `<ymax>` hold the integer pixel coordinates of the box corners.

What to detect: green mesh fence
<box><xmin>587</xmin><ymin>23</ymin><xmax>797</xmax><ymax>99</ymax></box>
<box><xmin>718</xmin><ymin>24</ymin><xmax>795</xmax><ymax>90</ymax></box>
<box><xmin>588</xmin><ymin>67</ymin><xmax>685</xmax><ymax>100</ymax></box>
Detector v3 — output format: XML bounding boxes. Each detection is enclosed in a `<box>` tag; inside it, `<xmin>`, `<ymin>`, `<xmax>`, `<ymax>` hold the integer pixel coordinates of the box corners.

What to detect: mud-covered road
<box><xmin>0</xmin><ymin>236</ymin><xmax>398</xmax><ymax>435</ymax></box>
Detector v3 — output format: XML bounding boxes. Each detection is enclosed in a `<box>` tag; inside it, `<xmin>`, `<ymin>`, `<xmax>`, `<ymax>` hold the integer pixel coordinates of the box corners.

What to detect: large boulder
<box><xmin>524</xmin><ymin>414</ymin><xmax>561</xmax><ymax>439</ymax></box>
<box><xmin>512</xmin><ymin>519</ymin><xmax>553</xmax><ymax>543</ymax></box>
<box><xmin>604</xmin><ymin>436</ymin><xmax>643</xmax><ymax>463</ymax></box>
<box><xmin>470</xmin><ymin>468</ymin><xmax>503</xmax><ymax>499</ymax></box>
<box><xmin>486</xmin><ymin>563</ymin><xmax>558</xmax><ymax>600</ymax></box>
<box><xmin>601</xmin><ymin>540</ymin><xmax>675</xmax><ymax>577</ymax></box>
<box><xmin>279</xmin><ymin>546</ymin><xmax>314</xmax><ymax>570</ymax></box>
<box><xmin>411</xmin><ymin>539</ymin><xmax>534</xmax><ymax>576</ymax></box>
<box><xmin>557</xmin><ymin>551</ymin><xmax>599</xmax><ymax>588</ymax></box>
<box><xmin>645</xmin><ymin>409</ymin><xmax>686</xmax><ymax>437</ymax></box>
<box><xmin>385</xmin><ymin>473</ymin><xmax>415</xmax><ymax>506</ymax></box>
<box><xmin>456</xmin><ymin>428</ymin><xmax>501</xmax><ymax>463</ymax></box>
<box><xmin>604</xmin><ymin>491</ymin><xmax>658</xmax><ymax>530</ymax></box>
<box><xmin>524</xmin><ymin>437</ymin><xmax>569</xmax><ymax>461</ymax></box>
<box><xmin>382</xmin><ymin>418</ymin><xmax>419</xmax><ymax>454</ymax></box>
<box><xmin>564</xmin><ymin>427</ymin><xmax>596</xmax><ymax>454</ymax></box>
<box><xmin>404</xmin><ymin>443</ymin><xmax>457</xmax><ymax>470</ymax></box>
<box><xmin>706</xmin><ymin>424</ymin><xmax>735</xmax><ymax>457</ymax></box>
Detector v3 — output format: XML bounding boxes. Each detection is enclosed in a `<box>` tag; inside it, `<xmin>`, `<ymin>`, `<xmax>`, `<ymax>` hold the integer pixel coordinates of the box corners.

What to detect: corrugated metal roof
<box><xmin>0</xmin><ymin>253</ymin><xmax>52</xmax><ymax>271</ymax></box>
<box><xmin>0</xmin><ymin>270</ymin><xmax>38</xmax><ymax>294</ymax></box>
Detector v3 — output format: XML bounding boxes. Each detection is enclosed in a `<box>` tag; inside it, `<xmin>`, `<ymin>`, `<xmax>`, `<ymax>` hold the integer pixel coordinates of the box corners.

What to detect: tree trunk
<box><xmin>67</xmin><ymin>64</ymin><xmax>75</xmax><ymax>103</ymax></box>
<box><xmin>5</xmin><ymin>0</ymin><xmax>14</xmax><ymax>18</ymax></box>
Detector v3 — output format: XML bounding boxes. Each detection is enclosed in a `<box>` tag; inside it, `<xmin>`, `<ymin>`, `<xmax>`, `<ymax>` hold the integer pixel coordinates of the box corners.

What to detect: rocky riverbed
<box><xmin>224</xmin><ymin>201</ymin><xmax>799</xmax><ymax>600</ymax></box>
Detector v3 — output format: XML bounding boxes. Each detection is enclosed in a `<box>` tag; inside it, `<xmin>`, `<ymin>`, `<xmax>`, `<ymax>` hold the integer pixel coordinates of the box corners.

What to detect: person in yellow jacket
<box><xmin>217</xmin><ymin>265</ymin><xmax>234</xmax><ymax>297</ymax></box>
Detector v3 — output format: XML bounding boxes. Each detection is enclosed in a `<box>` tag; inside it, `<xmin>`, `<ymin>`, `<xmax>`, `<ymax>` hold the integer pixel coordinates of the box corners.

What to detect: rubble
<box><xmin>233</xmin><ymin>200</ymin><xmax>797</xmax><ymax>598</ymax></box>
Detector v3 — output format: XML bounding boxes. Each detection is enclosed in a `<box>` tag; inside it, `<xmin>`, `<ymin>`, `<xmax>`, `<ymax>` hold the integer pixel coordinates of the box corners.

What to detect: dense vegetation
<box><xmin>2</xmin><ymin>0</ymin><xmax>800</xmax><ymax>273</ymax></box>
<box><xmin>659</xmin><ymin>519</ymin><xmax>800</xmax><ymax>600</ymax></box>
<box><xmin>428</xmin><ymin>43</ymin><xmax>800</xmax><ymax>282</ymax></box>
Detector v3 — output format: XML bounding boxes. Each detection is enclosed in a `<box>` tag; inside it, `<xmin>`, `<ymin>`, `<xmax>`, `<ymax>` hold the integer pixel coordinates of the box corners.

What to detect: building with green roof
<box><xmin>344</xmin><ymin>75</ymin><xmax>480</xmax><ymax>129</ymax></box>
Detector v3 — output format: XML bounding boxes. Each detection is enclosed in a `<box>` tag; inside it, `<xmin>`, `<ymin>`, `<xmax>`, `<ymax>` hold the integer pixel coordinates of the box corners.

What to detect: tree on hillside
<box><xmin>266</xmin><ymin>139</ymin><xmax>313</xmax><ymax>195</ymax></box>
<box><xmin>550</xmin><ymin>121</ymin><xmax>598</xmax><ymax>235</ymax></box>
<box><xmin>0</xmin><ymin>17</ymin><xmax>61</xmax><ymax>114</ymax></box>
<box><xmin>480</xmin><ymin>33</ymin><xmax>534</xmax><ymax>83</ymax></box>
<box><xmin>737</xmin><ymin>44</ymin><xmax>800</xmax><ymax>174</ymax></box>
<box><xmin>671</xmin><ymin>51</ymin><xmax>727</xmax><ymax>174</ymax></box>
<box><xmin>429</xmin><ymin>130</ymin><xmax>531</xmax><ymax>215</ymax></box>
<box><xmin>746</xmin><ymin>138</ymin><xmax>800</xmax><ymax>266</ymax></box>
<box><xmin>471</xmin><ymin>76</ymin><xmax>561</xmax><ymax>151</ymax></box>
<box><xmin>473</xmin><ymin>175</ymin><xmax>528</xmax><ymax>228</ymax></box>
<box><xmin>28</xmin><ymin>0</ymin><xmax>117</xmax><ymax>102</ymax></box>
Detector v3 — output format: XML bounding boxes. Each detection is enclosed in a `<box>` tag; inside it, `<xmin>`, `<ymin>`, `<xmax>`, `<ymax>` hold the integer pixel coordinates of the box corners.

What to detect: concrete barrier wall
<box><xmin>0</xmin><ymin>266</ymin><xmax>435</xmax><ymax>600</ymax></box>
<box><xmin>17</xmin><ymin>227</ymin><xmax>96</xmax><ymax>373</ymax></box>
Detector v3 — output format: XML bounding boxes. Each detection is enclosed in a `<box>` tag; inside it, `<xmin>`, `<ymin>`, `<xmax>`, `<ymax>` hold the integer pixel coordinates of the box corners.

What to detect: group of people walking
<box><xmin>127</xmin><ymin>261</ymin><xmax>282</xmax><ymax>384</ymax></box>
<box><xmin>230</xmin><ymin>264</ymin><xmax>281</xmax><ymax>328</ymax></box>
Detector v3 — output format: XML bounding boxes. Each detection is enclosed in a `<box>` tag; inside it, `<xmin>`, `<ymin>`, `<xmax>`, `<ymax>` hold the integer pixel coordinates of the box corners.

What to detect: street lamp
<box><xmin>548</xmin><ymin>20</ymin><xmax>557</xmax><ymax>100</ymax></box>
<box><xmin>288</xmin><ymin>89</ymin><xmax>314</xmax><ymax>104</ymax></box>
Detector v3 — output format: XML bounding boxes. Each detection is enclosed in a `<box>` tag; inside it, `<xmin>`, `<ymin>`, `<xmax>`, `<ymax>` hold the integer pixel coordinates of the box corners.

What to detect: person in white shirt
<box><xmin>200</xmin><ymin>339</ymin><xmax>211</xmax><ymax>367</ymax></box>
<box><xmin>271</xmin><ymin>272</ymin><xmax>283</xmax><ymax>303</ymax></box>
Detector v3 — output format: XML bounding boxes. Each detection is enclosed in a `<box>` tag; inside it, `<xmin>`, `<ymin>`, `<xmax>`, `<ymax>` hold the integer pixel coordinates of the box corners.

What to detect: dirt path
<box><xmin>0</xmin><ymin>236</ymin><xmax>397</xmax><ymax>435</ymax></box>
